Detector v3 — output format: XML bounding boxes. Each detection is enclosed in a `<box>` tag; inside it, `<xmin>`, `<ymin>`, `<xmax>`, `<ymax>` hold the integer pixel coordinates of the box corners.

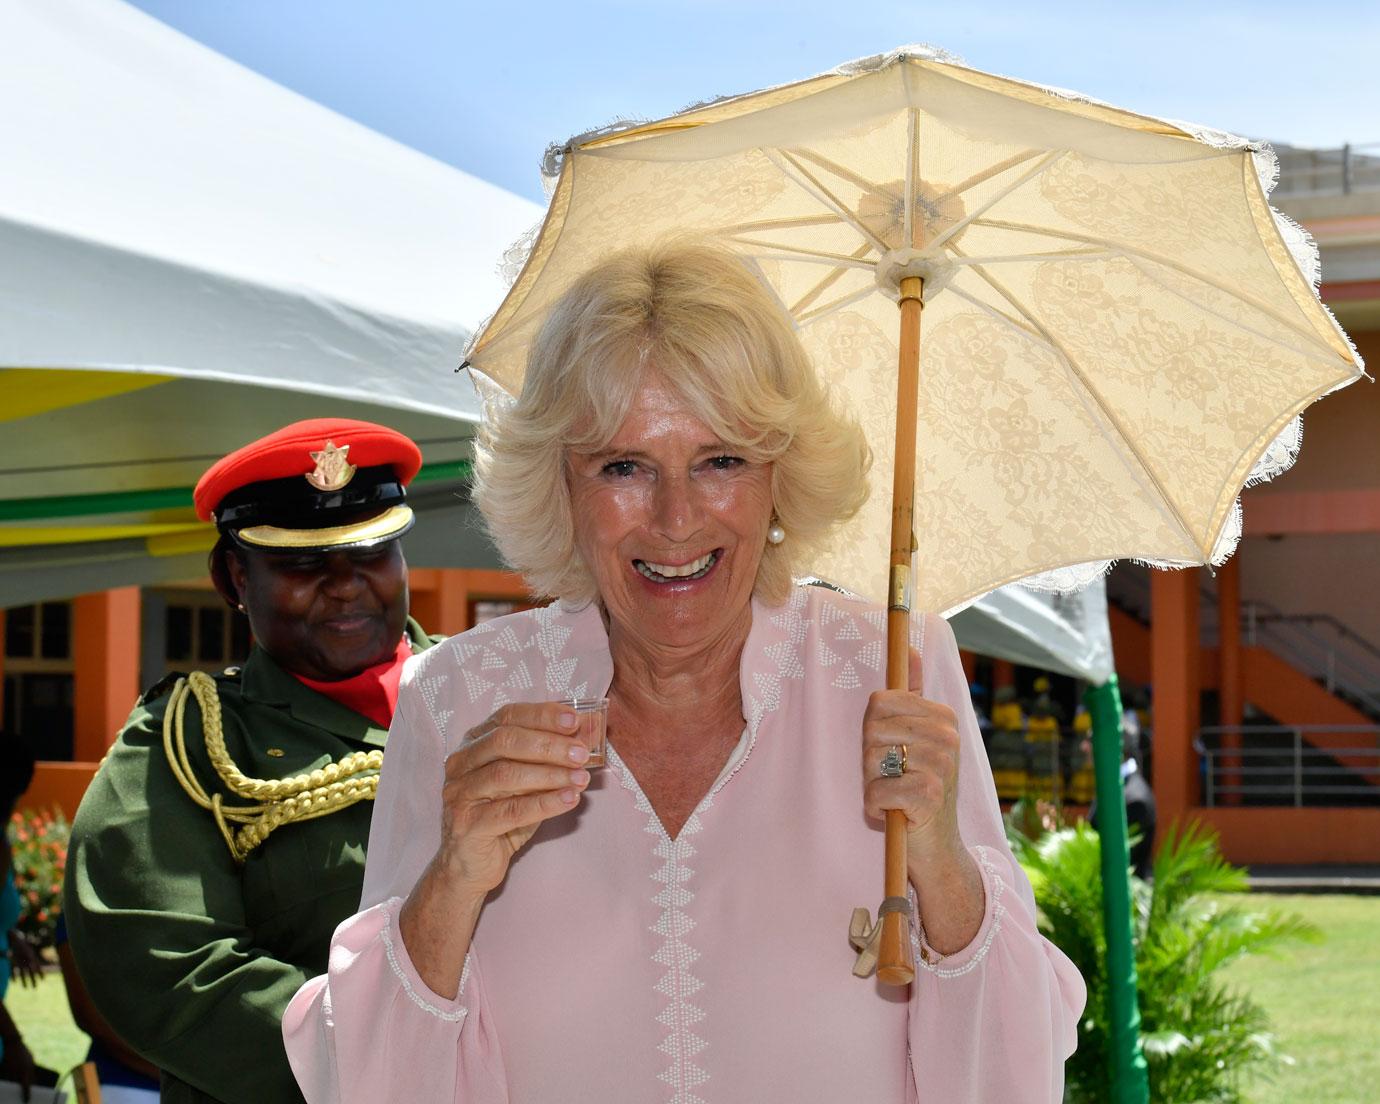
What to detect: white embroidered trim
<box><xmin>609</xmin><ymin>749</ymin><xmax>710</xmax><ymax>1103</ymax></box>
<box><xmin>911</xmin><ymin>845</ymin><xmax>1007</xmax><ymax>979</ymax></box>
<box><xmin>379</xmin><ymin>903</ymin><xmax>470</xmax><ymax>1023</ymax></box>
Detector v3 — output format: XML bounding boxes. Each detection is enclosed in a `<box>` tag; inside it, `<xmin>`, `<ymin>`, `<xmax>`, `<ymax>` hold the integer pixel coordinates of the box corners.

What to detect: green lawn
<box><xmin>1222</xmin><ymin>893</ymin><xmax>1380</xmax><ymax>1104</ymax></box>
<box><xmin>4</xmin><ymin>969</ymin><xmax>89</xmax><ymax>1077</ymax></box>
<box><xmin>3</xmin><ymin>894</ymin><xmax>1377</xmax><ymax>1099</ymax></box>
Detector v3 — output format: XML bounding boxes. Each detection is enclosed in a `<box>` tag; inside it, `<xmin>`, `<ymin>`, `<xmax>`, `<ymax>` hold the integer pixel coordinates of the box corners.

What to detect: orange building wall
<box><xmin>1244</xmin><ymin>329</ymin><xmax>1380</xmax><ymax>496</ymax></box>
<box><xmin>23</xmin><ymin>763</ymin><xmax>99</xmax><ymax>821</ymax></box>
<box><xmin>1197</xmin><ymin>807</ymin><xmax>1380</xmax><ymax>865</ymax></box>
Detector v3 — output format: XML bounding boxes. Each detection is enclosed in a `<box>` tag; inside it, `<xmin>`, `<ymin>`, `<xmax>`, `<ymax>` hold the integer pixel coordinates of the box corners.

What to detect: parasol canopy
<box><xmin>467</xmin><ymin>46</ymin><xmax>1364</xmax><ymax>615</ymax></box>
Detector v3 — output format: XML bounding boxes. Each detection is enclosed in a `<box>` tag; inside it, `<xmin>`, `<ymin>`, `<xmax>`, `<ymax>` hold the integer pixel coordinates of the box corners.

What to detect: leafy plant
<box><xmin>1011</xmin><ymin>819</ymin><xmax>1319</xmax><ymax>1104</ymax></box>
<box><xmin>7</xmin><ymin>807</ymin><xmax>70</xmax><ymax>948</ymax></box>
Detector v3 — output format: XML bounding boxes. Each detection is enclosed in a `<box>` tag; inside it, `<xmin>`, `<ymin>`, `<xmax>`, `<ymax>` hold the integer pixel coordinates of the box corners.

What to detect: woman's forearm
<box><xmin>398</xmin><ymin>860</ymin><xmax>488</xmax><ymax>1000</ymax></box>
<box><xmin>908</xmin><ymin>841</ymin><xmax>986</xmax><ymax>955</ymax></box>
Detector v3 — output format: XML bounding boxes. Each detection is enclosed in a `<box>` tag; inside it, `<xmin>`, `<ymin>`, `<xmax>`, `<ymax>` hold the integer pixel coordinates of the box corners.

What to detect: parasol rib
<box><xmin>972</xmin><ymin>218</ymin><xmax>1342</xmax><ymax>357</ymax></box>
<box><xmin>1117</xmin><ymin>253</ymin><xmax>1353</xmax><ymax>369</ymax></box>
<box><xmin>792</xmin><ymin>148</ymin><xmax>899</xmax><ymax>196</ymax></box>
<box><xmin>947</xmin><ymin>285</ymin><xmax>1061</xmax><ymax>349</ymax></box>
<box><xmin>715</xmin><ymin>213</ymin><xmax>847</xmax><ymax>236</ymax></box>
<box><xmin>796</xmin><ymin>283</ymin><xmax>881</xmax><ymax>325</ymax></box>
<box><xmin>948</xmin><ymin>248</ymin><xmax>1118</xmax><ymax>266</ymax></box>
<box><xmin>924</xmin><ymin>150</ymin><xmax>1067</xmax><ymax>255</ymax></box>
<box><xmin>722</xmin><ymin>239</ymin><xmax>880</xmax><ymax>270</ymax></box>
<box><xmin>765</xmin><ymin>149</ymin><xmax>891</xmax><ymax>255</ymax></box>
<box><xmin>785</xmin><ymin>243</ymin><xmax>875</xmax><ymax>316</ymax></box>
<box><xmin>954</xmin><ymin>248</ymin><xmax>1209</xmax><ymax>564</ymax></box>
<box><xmin>935</xmin><ymin>150</ymin><xmax>1045</xmax><ymax>204</ymax></box>
<box><xmin>904</xmin><ymin>109</ymin><xmax>919</xmax><ymax>249</ymax></box>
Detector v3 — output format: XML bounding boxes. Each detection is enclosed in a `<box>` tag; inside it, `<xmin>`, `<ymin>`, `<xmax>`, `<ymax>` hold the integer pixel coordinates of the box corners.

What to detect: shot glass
<box><xmin>563</xmin><ymin>697</ymin><xmax>608</xmax><ymax>769</ymax></box>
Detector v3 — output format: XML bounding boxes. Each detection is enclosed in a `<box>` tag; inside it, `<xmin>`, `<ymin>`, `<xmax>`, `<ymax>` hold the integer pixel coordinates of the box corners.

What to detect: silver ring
<box><xmin>880</xmin><ymin>745</ymin><xmax>906</xmax><ymax>778</ymax></box>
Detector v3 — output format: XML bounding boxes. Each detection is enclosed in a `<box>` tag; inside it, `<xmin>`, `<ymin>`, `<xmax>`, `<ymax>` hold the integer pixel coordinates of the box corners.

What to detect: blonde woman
<box><xmin>285</xmin><ymin>243</ymin><xmax>1084</xmax><ymax>1103</ymax></box>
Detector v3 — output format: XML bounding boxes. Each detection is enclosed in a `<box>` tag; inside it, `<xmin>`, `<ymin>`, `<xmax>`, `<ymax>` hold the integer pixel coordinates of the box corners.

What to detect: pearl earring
<box><xmin>767</xmin><ymin>519</ymin><xmax>786</xmax><ymax>545</ymax></box>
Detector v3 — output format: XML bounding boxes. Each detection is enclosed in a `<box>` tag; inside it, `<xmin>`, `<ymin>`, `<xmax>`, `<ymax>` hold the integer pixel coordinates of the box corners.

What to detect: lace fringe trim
<box><xmin>911</xmin><ymin>845</ymin><xmax>1007</xmax><ymax>979</ymax></box>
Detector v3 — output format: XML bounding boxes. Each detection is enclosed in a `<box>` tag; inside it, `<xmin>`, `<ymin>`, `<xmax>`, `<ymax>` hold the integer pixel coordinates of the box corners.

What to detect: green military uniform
<box><xmin>65</xmin><ymin>619</ymin><xmax>438</xmax><ymax>1104</ymax></box>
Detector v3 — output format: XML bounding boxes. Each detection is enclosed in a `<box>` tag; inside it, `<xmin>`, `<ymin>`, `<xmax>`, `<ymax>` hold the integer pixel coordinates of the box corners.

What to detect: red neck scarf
<box><xmin>292</xmin><ymin>637</ymin><xmax>411</xmax><ymax>729</ymax></box>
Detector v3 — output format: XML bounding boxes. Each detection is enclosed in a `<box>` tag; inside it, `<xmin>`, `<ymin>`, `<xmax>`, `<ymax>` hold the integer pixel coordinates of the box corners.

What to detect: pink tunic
<box><xmin>284</xmin><ymin>584</ymin><xmax>1085</xmax><ymax>1102</ymax></box>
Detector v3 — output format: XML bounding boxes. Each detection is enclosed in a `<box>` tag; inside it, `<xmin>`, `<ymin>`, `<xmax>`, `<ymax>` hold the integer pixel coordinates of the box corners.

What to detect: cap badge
<box><xmin>306</xmin><ymin>441</ymin><xmax>356</xmax><ymax>492</ymax></box>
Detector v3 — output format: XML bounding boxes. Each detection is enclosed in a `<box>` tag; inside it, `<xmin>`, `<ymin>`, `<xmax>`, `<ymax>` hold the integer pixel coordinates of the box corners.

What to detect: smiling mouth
<box><xmin>322</xmin><ymin>613</ymin><xmax>377</xmax><ymax>631</ymax></box>
<box><xmin>633</xmin><ymin>550</ymin><xmax>719</xmax><ymax>583</ymax></box>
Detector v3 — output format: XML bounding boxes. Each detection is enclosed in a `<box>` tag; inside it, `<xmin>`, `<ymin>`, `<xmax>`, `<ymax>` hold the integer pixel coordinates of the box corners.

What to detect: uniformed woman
<box><xmin>65</xmin><ymin>419</ymin><xmax>441</xmax><ymax>1104</ymax></box>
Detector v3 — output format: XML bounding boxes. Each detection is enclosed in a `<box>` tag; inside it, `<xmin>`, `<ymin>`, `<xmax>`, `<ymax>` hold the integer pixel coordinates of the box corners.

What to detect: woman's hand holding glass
<box><xmin>400</xmin><ymin>702</ymin><xmax>591</xmax><ymax>999</ymax></box>
<box><xmin>438</xmin><ymin>703</ymin><xmax>593</xmax><ymax>895</ymax></box>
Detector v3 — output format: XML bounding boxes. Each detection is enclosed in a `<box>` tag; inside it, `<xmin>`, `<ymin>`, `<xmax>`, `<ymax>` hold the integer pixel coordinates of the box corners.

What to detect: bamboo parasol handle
<box><xmin>875</xmin><ymin>275</ymin><xmax>925</xmax><ymax>986</ymax></box>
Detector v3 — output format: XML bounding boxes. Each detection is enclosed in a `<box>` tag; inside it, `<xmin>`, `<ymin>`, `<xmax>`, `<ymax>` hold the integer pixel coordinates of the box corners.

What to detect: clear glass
<box><xmin>563</xmin><ymin>697</ymin><xmax>608</xmax><ymax>768</ymax></box>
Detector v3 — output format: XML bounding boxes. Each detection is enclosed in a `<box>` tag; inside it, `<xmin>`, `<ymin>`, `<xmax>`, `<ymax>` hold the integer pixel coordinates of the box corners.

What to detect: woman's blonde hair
<box><xmin>473</xmin><ymin>240</ymin><xmax>871</xmax><ymax>607</ymax></box>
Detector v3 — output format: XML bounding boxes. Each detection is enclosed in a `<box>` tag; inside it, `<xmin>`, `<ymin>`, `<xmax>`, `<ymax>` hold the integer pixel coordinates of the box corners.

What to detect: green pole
<box><xmin>1084</xmin><ymin>675</ymin><xmax>1150</xmax><ymax>1104</ymax></box>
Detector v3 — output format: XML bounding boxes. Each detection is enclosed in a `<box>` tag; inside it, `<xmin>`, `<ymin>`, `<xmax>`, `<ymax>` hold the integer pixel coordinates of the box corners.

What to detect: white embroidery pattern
<box><xmin>911</xmin><ymin>845</ymin><xmax>1007</xmax><ymax>979</ymax></box>
<box><xmin>379</xmin><ymin>901</ymin><xmax>470</xmax><ymax>1023</ymax></box>
<box><xmin>816</xmin><ymin>597</ymin><xmax>887</xmax><ymax>689</ymax></box>
<box><xmin>416</xmin><ymin>606</ymin><xmax>583</xmax><ymax>748</ymax></box>
<box><xmin>744</xmin><ymin>586</ymin><xmax>811</xmax><ymax>734</ymax></box>
<box><xmin>604</xmin><ymin>588</ymin><xmax>826</xmax><ymax>1100</ymax></box>
<box><xmin>610</xmin><ymin>748</ymin><xmax>710</xmax><ymax>1104</ymax></box>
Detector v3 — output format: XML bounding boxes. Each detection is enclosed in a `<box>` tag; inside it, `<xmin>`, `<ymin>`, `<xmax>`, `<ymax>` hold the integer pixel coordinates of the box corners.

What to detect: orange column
<box><xmin>435</xmin><ymin>571</ymin><xmax>473</xmax><ymax>636</ymax></box>
<box><xmin>72</xmin><ymin>589</ymin><xmax>142</xmax><ymax>762</ymax></box>
<box><xmin>992</xmin><ymin>659</ymin><xmax>1015</xmax><ymax>691</ymax></box>
<box><xmin>406</xmin><ymin>568</ymin><xmax>441</xmax><ymax>632</ymax></box>
<box><xmin>958</xmin><ymin>648</ymin><xmax>978</xmax><ymax>684</ymax></box>
<box><xmin>1151</xmin><ymin>569</ymin><xmax>1201</xmax><ymax>827</ymax></box>
<box><xmin>1217</xmin><ymin>557</ymin><xmax>1243</xmax><ymax>805</ymax></box>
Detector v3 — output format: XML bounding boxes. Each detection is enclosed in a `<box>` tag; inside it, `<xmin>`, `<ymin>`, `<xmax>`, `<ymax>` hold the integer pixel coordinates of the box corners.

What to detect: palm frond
<box><xmin>1016</xmin><ymin>816</ymin><xmax>1319</xmax><ymax>1104</ymax></box>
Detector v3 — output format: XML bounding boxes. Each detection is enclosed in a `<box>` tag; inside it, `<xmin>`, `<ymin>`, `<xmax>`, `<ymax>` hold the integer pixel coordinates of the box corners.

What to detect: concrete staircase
<box><xmin>1105</xmin><ymin>571</ymin><xmax>1380</xmax><ymax>791</ymax></box>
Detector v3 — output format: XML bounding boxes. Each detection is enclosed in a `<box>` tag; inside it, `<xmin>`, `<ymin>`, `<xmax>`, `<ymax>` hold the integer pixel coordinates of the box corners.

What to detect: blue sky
<box><xmin>127</xmin><ymin>0</ymin><xmax>1379</xmax><ymax>203</ymax></box>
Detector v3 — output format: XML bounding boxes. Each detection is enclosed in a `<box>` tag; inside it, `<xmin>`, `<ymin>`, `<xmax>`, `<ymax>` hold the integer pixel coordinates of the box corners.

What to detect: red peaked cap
<box><xmin>193</xmin><ymin>418</ymin><xmax>423</xmax><ymax>522</ymax></box>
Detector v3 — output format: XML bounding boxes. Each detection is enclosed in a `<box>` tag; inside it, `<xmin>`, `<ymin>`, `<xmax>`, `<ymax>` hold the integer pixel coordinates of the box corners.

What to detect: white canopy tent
<box><xmin>952</xmin><ymin>578</ymin><xmax>1114</xmax><ymax>685</ymax></box>
<box><xmin>0</xmin><ymin>0</ymin><xmax>542</xmax><ymax>602</ymax></box>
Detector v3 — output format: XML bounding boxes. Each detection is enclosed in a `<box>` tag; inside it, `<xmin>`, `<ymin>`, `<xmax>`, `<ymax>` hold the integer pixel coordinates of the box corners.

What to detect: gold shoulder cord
<box><xmin>161</xmin><ymin>671</ymin><xmax>384</xmax><ymax>863</ymax></box>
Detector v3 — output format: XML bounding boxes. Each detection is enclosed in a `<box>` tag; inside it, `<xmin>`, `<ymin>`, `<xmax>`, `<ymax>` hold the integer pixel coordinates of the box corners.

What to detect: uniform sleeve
<box><xmin>283</xmin><ymin>664</ymin><xmax>507</xmax><ymax>1103</ymax></box>
<box><xmin>906</xmin><ymin>614</ymin><xmax>1086</xmax><ymax>1104</ymax></box>
<box><xmin>64</xmin><ymin>702</ymin><xmax>309</xmax><ymax>1103</ymax></box>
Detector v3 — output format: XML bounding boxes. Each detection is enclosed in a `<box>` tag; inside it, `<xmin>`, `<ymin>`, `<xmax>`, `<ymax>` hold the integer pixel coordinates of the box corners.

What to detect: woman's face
<box><xmin>228</xmin><ymin>540</ymin><xmax>409</xmax><ymax>680</ymax></box>
<box><xmin>566</xmin><ymin>373</ymin><xmax>774</xmax><ymax>655</ymax></box>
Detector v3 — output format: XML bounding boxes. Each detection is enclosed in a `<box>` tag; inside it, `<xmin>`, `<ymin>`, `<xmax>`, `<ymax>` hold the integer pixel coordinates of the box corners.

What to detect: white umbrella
<box><xmin>465</xmin><ymin>45</ymin><xmax>1363</xmax><ymax>985</ymax></box>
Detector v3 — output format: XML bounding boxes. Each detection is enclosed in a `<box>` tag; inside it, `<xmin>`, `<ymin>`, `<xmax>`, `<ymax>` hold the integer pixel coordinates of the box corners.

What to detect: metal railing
<box><xmin>1106</xmin><ymin>568</ymin><xmax>1380</xmax><ymax>721</ymax></box>
<box><xmin>1196</xmin><ymin>725</ymin><xmax>1380</xmax><ymax>806</ymax></box>
<box><xmin>1242</xmin><ymin>604</ymin><xmax>1380</xmax><ymax>719</ymax></box>
<box><xmin>1274</xmin><ymin>142</ymin><xmax>1380</xmax><ymax>198</ymax></box>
